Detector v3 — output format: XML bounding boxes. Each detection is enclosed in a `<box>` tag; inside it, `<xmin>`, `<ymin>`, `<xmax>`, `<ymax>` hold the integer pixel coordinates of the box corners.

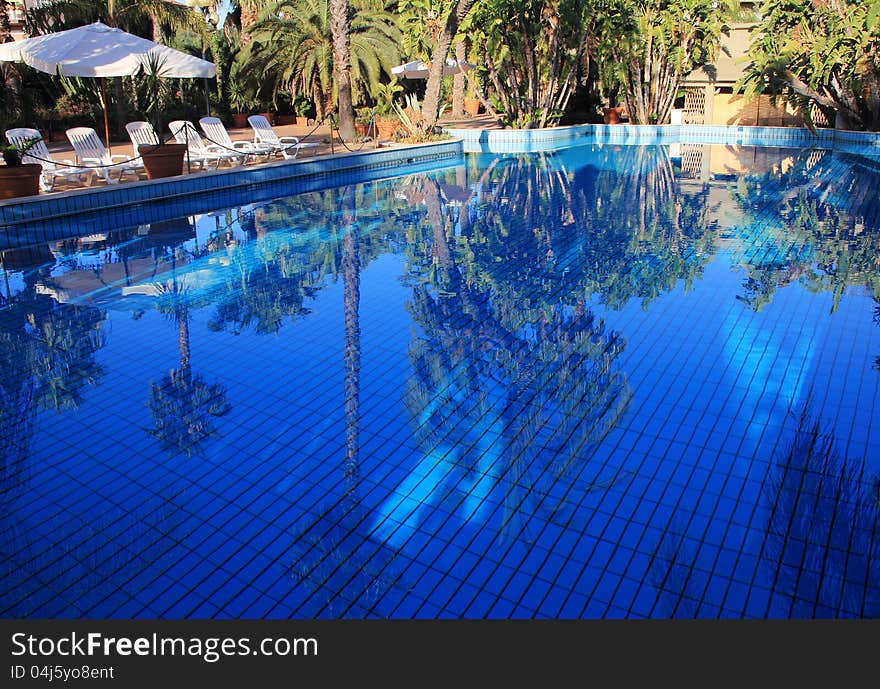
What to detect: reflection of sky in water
<box><xmin>1</xmin><ymin>145</ymin><xmax>878</xmax><ymax>619</ymax></box>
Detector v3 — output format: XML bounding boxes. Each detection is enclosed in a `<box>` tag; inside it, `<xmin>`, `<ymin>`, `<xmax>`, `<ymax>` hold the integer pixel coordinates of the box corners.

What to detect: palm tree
<box><xmin>330</xmin><ymin>0</ymin><xmax>355</xmax><ymax>140</ymax></box>
<box><xmin>238</xmin><ymin>0</ymin><xmax>270</xmax><ymax>45</ymax></box>
<box><xmin>739</xmin><ymin>0</ymin><xmax>880</xmax><ymax>130</ymax></box>
<box><xmin>247</xmin><ymin>0</ymin><xmax>400</xmax><ymax>120</ymax></box>
<box><xmin>397</xmin><ymin>0</ymin><xmax>445</xmax><ymax>61</ymax></box>
<box><xmin>421</xmin><ymin>0</ymin><xmax>478</xmax><ymax>129</ymax></box>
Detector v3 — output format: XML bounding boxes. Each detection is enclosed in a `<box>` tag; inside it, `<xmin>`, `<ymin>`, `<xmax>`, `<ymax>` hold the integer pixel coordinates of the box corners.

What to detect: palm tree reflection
<box><xmin>0</xmin><ymin>250</ymin><xmax>111</xmax><ymax>615</ymax></box>
<box><xmin>286</xmin><ymin>185</ymin><xmax>407</xmax><ymax>618</ymax></box>
<box><xmin>760</xmin><ymin>401</ymin><xmax>879</xmax><ymax>617</ymax></box>
<box><xmin>374</xmin><ymin>163</ymin><xmax>637</xmax><ymax>548</ymax></box>
<box><xmin>730</xmin><ymin>151</ymin><xmax>880</xmax><ymax>313</ymax></box>
<box><xmin>146</xmin><ymin>231</ymin><xmax>231</xmax><ymax>459</ymax></box>
<box><xmin>0</xmin><ymin>253</ymin><xmax>107</xmax><ymax>492</ymax></box>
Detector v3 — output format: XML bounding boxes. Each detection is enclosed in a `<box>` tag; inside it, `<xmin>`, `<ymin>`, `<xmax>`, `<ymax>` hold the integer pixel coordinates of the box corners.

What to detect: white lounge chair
<box><xmin>65</xmin><ymin>126</ymin><xmax>142</xmax><ymax>184</ymax></box>
<box><xmin>6</xmin><ymin>127</ymin><xmax>95</xmax><ymax>191</ymax></box>
<box><xmin>199</xmin><ymin>116</ymin><xmax>268</xmax><ymax>161</ymax></box>
<box><xmin>127</xmin><ymin>121</ymin><xmax>207</xmax><ymax>172</ymax></box>
<box><xmin>167</xmin><ymin>120</ymin><xmax>245</xmax><ymax>169</ymax></box>
<box><xmin>247</xmin><ymin>115</ymin><xmax>319</xmax><ymax>159</ymax></box>
<box><xmin>125</xmin><ymin>120</ymin><xmax>160</xmax><ymax>149</ymax></box>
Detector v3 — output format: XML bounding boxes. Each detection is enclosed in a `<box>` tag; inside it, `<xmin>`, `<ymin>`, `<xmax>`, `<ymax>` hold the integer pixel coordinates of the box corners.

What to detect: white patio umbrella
<box><xmin>392</xmin><ymin>58</ymin><xmax>475</xmax><ymax>80</ymax></box>
<box><xmin>0</xmin><ymin>22</ymin><xmax>216</xmax><ymax>148</ymax></box>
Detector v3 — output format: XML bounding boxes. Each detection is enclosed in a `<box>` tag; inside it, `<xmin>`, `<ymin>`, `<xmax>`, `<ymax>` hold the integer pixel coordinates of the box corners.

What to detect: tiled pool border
<box><xmin>0</xmin><ymin>141</ymin><xmax>462</xmax><ymax>245</ymax></box>
<box><xmin>4</xmin><ymin>124</ymin><xmax>880</xmax><ymax>244</ymax></box>
<box><xmin>447</xmin><ymin>123</ymin><xmax>880</xmax><ymax>154</ymax></box>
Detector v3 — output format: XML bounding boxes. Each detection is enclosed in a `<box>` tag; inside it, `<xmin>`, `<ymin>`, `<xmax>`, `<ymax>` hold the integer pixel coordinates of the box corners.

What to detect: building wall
<box><xmin>711</xmin><ymin>94</ymin><xmax>803</xmax><ymax>127</ymax></box>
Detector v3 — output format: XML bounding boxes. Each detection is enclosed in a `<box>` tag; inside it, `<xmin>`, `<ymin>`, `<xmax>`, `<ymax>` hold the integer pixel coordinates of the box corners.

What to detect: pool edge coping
<box><xmin>445</xmin><ymin>123</ymin><xmax>880</xmax><ymax>153</ymax></box>
<box><xmin>0</xmin><ymin>139</ymin><xmax>464</xmax><ymax>231</ymax></box>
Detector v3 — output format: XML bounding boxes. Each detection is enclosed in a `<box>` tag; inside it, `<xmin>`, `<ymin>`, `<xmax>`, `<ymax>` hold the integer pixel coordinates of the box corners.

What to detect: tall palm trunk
<box><xmin>149</xmin><ymin>10</ymin><xmax>162</xmax><ymax>43</ymax></box>
<box><xmin>422</xmin><ymin>0</ymin><xmax>477</xmax><ymax>129</ymax></box>
<box><xmin>330</xmin><ymin>0</ymin><xmax>355</xmax><ymax>141</ymax></box>
<box><xmin>451</xmin><ymin>40</ymin><xmax>467</xmax><ymax>118</ymax></box>
<box><xmin>240</xmin><ymin>0</ymin><xmax>260</xmax><ymax>46</ymax></box>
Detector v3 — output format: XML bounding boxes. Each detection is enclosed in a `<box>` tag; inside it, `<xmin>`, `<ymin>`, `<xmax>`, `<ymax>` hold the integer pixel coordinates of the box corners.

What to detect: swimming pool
<box><xmin>1</xmin><ymin>142</ymin><xmax>878</xmax><ymax>618</ymax></box>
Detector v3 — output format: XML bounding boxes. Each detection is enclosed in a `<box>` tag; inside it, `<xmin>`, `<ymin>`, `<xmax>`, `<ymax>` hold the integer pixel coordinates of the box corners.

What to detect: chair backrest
<box><xmin>168</xmin><ymin>120</ymin><xmax>209</xmax><ymax>154</ymax></box>
<box><xmin>247</xmin><ymin>115</ymin><xmax>280</xmax><ymax>145</ymax></box>
<box><xmin>199</xmin><ymin>116</ymin><xmax>234</xmax><ymax>147</ymax></box>
<box><xmin>66</xmin><ymin>127</ymin><xmax>111</xmax><ymax>164</ymax></box>
<box><xmin>125</xmin><ymin>121</ymin><xmax>159</xmax><ymax>149</ymax></box>
<box><xmin>5</xmin><ymin>127</ymin><xmax>53</xmax><ymax>170</ymax></box>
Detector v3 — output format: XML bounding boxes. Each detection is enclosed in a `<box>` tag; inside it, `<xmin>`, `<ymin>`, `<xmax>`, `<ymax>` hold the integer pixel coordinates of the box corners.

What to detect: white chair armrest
<box><xmin>278</xmin><ymin>136</ymin><xmax>301</xmax><ymax>144</ymax></box>
<box><xmin>110</xmin><ymin>154</ymin><xmax>132</xmax><ymax>163</ymax></box>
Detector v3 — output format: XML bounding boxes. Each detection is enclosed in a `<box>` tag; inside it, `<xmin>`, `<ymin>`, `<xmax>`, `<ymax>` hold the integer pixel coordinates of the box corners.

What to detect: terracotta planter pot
<box><xmin>355</xmin><ymin>123</ymin><xmax>371</xmax><ymax>138</ymax></box>
<box><xmin>138</xmin><ymin>143</ymin><xmax>187</xmax><ymax>180</ymax></box>
<box><xmin>275</xmin><ymin>115</ymin><xmax>296</xmax><ymax>125</ymax></box>
<box><xmin>295</xmin><ymin>116</ymin><xmax>309</xmax><ymax>127</ymax></box>
<box><xmin>464</xmin><ymin>99</ymin><xmax>481</xmax><ymax>116</ymax></box>
<box><xmin>232</xmin><ymin>113</ymin><xmax>249</xmax><ymax>128</ymax></box>
<box><xmin>603</xmin><ymin>107</ymin><xmax>624</xmax><ymax>124</ymax></box>
<box><xmin>375</xmin><ymin>120</ymin><xmax>399</xmax><ymax>140</ymax></box>
<box><xmin>0</xmin><ymin>163</ymin><xmax>41</xmax><ymax>199</ymax></box>
<box><xmin>258</xmin><ymin>112</ymin><xmax>275</xmax><ymax>126</ymax></box>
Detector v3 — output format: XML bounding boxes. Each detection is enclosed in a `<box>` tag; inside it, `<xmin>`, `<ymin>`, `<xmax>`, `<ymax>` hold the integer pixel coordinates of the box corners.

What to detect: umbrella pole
<box><xmin>101</xmin><ymin>78</ymin><xmax>112</xmax><ymax>153</ymax></box>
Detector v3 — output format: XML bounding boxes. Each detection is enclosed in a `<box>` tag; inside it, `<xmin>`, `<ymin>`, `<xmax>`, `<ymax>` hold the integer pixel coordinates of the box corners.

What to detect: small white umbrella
<box><xmin>392</xmin><ymin>58</ymin><xmax>475</xmax><ymax>80</ymax></box>
<box><xmin>0</xmin><ymin>22</ymin><xmax>216</xmax><ymax>147</ymax></box>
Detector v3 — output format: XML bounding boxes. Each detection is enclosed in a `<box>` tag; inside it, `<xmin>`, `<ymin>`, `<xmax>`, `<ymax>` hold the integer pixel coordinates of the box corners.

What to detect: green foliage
<box><xmin>293</xmin><ymin>94</ymin><xmax>312</xmax><ymax>116</ymax></box>
<box><xmin>397</xmin><ymin>0</ymin><xmax>448</xmax><ymax>62</ymax></box>
<box><xmin>598</xmin><ymin>0</ymin><xmax>733</xmax><ymax>124</ymax></box>
<box><xmin>227</xmin><ymin>73</ymin><xmax>258</xmax><ymax>113</ymax></box>
<box><xmin>467</xmin><ymin>0</ymin><xmax>598</xmax><ymax>128</ymax></box>
<box><xmin>1</xmin><ymin>137</ymin><xmax>40</xmax><ymax>166</ymax></box>
<box><xmin>134</xmin><ymin>53</ymin><xmax>173</xmax><ymax>138</ymax></box>
<box><xmin>374</xmin><ymin>81</ymin><xmax>403</xmax><ymax>117</ymax></box>
<box><xmin>738</xmin><ymin>0</ymin><xmax>880</xmax><ymax>130</ymax></box>
<box><xmin>244</xmin><ymin>0</ymin><xmax>401</xmax><ymax>119</ymax></box>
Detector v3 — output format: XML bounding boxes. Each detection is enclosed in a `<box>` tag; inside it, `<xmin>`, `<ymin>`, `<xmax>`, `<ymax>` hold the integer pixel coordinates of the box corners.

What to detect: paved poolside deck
<box><xmin>37</xmin><ymin>121</ymin><xmax>371</xmax><ymax>192</ymax></box>
<box><xmin>34</xmin><ymin>115</ymin><xmax>500</xmax><ymax>194</ymax></box>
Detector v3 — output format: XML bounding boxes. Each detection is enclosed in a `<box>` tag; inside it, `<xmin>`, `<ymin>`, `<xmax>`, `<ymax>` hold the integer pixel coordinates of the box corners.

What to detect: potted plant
<box><xmin>392</xmin><ymin>94</ymin><xmax>428</xmax><ymax>139</ymax></box>
<box><xmin>228</xmin><ymin>81</ymin><xmax>256</xmax><ymax>129</ymax></box>
<box><xmin>136</xmin><ymin>55</ymin><xmax>188</xmax><ymax>179</ymax></box>
<box><xmin>0</xmin><ymin>138</ymin><xmax>42</xmax><ymax>199</ymax></box>
<box><xmin>294</xmin><ymin>95</ymin><xmax>312</xmax><ymax>127</ymax></box>
<box><xmin>354</xmin><ymin>107</ymin><xmax>374</xmax><ymax>139</ymax></box>
<box><xmin>373</xmin><ymin>82</ymin><xmax>403</xmax><ymax>140</ymax></box>
<box><xmin>463</xmin><ymin>80</ymin><xmax>481</xmax><ymax>117</ymax></box>
<box><xmin>257</xmin><ymin>100</ymin><xmax>275</xmax><ymax>126</ymax></box>
<box><xmin>603</xmin><ymin>104</ymin><xmax>624</xmax><ymax>124</ymax></box>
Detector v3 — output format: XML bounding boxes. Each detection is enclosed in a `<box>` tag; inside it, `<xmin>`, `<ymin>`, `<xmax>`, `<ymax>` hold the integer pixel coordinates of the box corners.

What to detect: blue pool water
<box><xmin>1</xmin><ymin>143</ymin><xmax>878</xmax><ymax>619</ymax></box>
